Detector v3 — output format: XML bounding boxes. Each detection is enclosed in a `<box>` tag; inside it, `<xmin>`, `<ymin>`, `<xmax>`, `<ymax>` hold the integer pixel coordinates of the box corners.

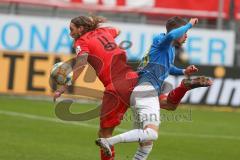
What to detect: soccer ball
<box><xmin>50</xmin><ymin>62</ymin><xmax>73</xmax><ymax>85</ymax></box>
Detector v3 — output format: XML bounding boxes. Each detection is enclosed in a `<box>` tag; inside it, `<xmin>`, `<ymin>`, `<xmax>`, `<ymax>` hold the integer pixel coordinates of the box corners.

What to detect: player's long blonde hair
<box><xmin>71</xmin><ymin>15</ymin><xmax>106</xmax><ymax>34</ymax></box>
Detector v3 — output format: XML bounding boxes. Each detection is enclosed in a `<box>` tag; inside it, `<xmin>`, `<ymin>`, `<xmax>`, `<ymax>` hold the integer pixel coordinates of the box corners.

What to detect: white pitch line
<box><xmin>0</xmin><ymin>110</ymin><xmax>239</xmax><ymax>141</ymax></box>
<box><xmin>0</xmin><ymin>110</ymin><xmax>127</xmax><ymax>132</ymax></box>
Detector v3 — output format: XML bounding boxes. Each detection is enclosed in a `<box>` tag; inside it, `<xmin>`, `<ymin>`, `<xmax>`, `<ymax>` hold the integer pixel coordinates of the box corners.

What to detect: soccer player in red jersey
<box><xmin>53</xmin><ymin>15</ymin><xmax>138</xmax><ymax>160</ymax></box>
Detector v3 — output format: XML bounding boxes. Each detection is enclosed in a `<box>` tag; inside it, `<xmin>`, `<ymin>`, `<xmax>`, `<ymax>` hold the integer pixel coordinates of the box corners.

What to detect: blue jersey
<box><xmin>138</xmin><ymin>23</ymin><xmax>193</xmax><ymax>95</ymax></box>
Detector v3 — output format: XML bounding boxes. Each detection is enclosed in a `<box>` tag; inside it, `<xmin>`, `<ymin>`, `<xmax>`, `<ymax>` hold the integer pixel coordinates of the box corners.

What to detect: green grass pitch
<box><xmin>0</xmin><ymin>95</ymin><xmax>240</xmax><ymax>160</ymax></box>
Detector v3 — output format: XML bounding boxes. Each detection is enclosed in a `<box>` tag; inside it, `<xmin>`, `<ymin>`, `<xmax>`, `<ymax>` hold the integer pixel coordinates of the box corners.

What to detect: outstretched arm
<box><xmin>160</xmin><ymin>18</ymin><xmax>198</xmax><ymax>46</ymax></box>
<box><xmin>169</xmin><ymin>65</ymin><xmax>184</xmax><ymax>75</ymax></box>
<box><xmin>170</xmin><ymin>64</ymin><xmax>199</xmax><ymax>76</ymax></box>
<box><xmin>53</xmin><ymin>53</ymin><xmax>88</xmax><ymax>102</ymax></box>
<box><xmin>72</xmin><ymin>53</ymin><xmax>88</xmax><ymax>81</ymax></box>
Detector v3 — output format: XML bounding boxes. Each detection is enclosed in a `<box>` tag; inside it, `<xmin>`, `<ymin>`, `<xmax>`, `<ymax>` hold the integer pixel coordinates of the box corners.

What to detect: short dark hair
<box><xmin>166</xmin><ymin>16</ymin><xmax>187</xmax><ymax>33</ymax></box>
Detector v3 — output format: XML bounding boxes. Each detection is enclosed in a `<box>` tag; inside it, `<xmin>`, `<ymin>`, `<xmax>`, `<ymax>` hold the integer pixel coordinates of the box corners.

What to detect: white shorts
<box><xmin>130</xmin><ymin>82</ymin><xmax>160</xmax><ymax>129</ymax></box>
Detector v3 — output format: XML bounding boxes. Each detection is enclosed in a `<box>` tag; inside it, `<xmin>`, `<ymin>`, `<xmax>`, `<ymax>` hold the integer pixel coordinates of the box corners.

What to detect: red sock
<box><xmin>167</xmin><ymin>83</ymin><xmax>189</xmax><ymax>105</ymax></box>
<box><xmin>100</xmin><ymin>146</ymin><xmax>115</xmax><ymax>160</ymax></box>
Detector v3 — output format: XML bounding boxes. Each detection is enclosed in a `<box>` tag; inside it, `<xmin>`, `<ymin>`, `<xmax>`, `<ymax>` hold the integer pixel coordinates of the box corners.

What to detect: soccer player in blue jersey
<box><xmin>96</xmin><ymin>16</ymin><xmax>212</xmax><ymax>159</ymax></box>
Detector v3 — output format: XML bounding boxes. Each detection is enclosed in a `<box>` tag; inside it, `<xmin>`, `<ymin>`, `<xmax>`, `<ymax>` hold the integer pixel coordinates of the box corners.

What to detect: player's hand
<box><xmin>53</xmin><ymin>85</ymin><xmax>67</xmax><ymax>102</ymax></box>
<box><xmin>189</xmin><ymin>18</ymin><xmax>198</xmax><ymax>26</ymax></box>
<box><xmin>184</xmin><ymin>65</ymin><xmax>199</xmax><ymax>76</ymax></box>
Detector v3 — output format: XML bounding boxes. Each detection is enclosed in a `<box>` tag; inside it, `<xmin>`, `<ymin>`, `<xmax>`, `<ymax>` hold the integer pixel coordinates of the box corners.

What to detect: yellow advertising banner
<box><xmin>0</xmin><ymin>51</ymin><xmax>104</xmax><ymax>98</ymax></box>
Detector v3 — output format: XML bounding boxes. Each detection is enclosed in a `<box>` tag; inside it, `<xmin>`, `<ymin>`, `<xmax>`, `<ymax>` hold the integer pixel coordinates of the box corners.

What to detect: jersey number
<box><xmin>97</xmin><ymin>36</ymin><xmax>117</xmax><ymax>51</ymax></box>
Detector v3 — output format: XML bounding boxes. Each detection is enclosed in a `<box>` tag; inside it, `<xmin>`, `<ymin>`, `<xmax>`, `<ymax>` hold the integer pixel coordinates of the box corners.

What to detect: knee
<box><xmin>160</xmin><ymin>99</ymin><xmax>178</xmax><ymax>111</ymax></box>
<box><xmin>167</xmin><ymin>104</ymin><xmax>178</xmax><ymax>111</ymax></box>
<box><xmin>166</xmin><ymin>100</ymin><xmax>178</xmax><ymax>111</ymax></box>
<box><xmin>151</xmin><ymin>132</ymin><xmax>158</xmax><ymax>141</ymax></box>
<box><xmin>166</xmin><ymin>97</ymin><xmax>179</xmax><ymax>111</ymax></box>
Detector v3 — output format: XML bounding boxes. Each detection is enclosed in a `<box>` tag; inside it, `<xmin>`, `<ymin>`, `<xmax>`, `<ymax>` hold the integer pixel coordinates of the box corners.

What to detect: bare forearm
<box><xmin>71</xmin><ymin>53</ymin><xmax>88</xmax><ymax>82</ymax></box>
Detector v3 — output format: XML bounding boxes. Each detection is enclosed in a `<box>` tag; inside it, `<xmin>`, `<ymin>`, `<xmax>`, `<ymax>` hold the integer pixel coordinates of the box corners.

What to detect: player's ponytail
<box><xmin>71</xmin><ymin>15</ymin><xmax>106</xmax><ymax>34</ymax></box>
<box><xmin>89</xmin><ymin>16</ymin><xmax>106</xmax><ymax>30</ymax></box>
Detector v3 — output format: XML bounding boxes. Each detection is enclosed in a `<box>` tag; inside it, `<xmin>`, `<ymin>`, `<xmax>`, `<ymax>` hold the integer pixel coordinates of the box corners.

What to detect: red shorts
<box><xmin>100</xmin><ymin>72</ymin><xmax>138</xmax><ymax>128</ymax></box>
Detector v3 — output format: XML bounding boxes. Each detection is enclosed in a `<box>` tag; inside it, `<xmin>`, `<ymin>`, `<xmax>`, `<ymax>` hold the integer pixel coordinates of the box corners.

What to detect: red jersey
<box><xmin>74</xmin><ymin>27</ymin><xmax>136</xmax><ymax>87</ymax></box>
